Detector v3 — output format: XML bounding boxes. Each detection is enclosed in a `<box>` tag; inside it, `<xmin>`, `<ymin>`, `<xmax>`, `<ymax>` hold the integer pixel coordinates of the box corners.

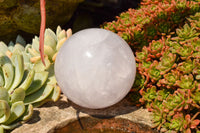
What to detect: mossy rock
<box><xmin>0</xmin><ymin>0</ymin><xmax>84</xmax><ymax>36</ymax></box>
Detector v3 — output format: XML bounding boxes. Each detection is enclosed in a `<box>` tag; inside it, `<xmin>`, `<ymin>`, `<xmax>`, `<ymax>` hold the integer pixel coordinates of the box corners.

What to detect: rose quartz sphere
<box><xmin>55</xmin><ymin>28</ymin><xmax>136</xmax><ymax>109</ymax></box>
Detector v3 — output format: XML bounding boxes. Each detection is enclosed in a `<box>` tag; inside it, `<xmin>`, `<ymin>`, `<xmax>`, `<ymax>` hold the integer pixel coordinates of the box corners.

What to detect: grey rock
<box><xmin>12</xmin><ymin>94</ymin><xmax>153</xmax><ymax>133</ymax></box>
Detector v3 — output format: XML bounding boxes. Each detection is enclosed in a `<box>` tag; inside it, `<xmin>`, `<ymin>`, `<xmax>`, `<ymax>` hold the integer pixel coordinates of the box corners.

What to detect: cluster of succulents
<box><xmin>0</xmin><ymin>26</ymin><xmax>71</xmax><ymax>132</ymax></box>
<box><xmin>134</xmin><ymin>11</ymin><xmax>200</xmax><ymax>132</ymax></box>
<box><xmin>102</xmin><ymin>0</ymin><xmax>200</xmax><ymax>50</ymax></box>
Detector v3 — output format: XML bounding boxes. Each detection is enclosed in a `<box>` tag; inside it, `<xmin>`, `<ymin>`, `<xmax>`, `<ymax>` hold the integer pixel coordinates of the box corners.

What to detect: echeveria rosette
<box><xmin>158</xmin><ymin>70</ymin><xmax>180</xmax><ymax>89</ymax></box>
<box><xmin>139</xmin><ymin>86</ymin><xmax>157</xmax><ymax>110</ymax></box>
<box><xmin>175</xmin><ymin>74</ymin><xmax>196</xmax><ymax>90</ymax></box>
<box><xmin>188</xmin><ymin>12</ymin><xmax>200</xmax><ymax>31</ymax></box>
<box><xmin>164</xmin><ymin>113</ymin><xmax>200</xmax><ymax>133</ymax></box>
<box><xmin>133</xmin><ymin>12</ymin><xmax>200</xmax><ymax>132</ymax></box>
<box><xmin>102</xmin><ymin>0</ymin><xmax>200</xmax><ymax>51</ymax></box>
<box><xmin>135</xmin><ymin>46</ymin><xmax>149</xmax><ymax>63</ymax></box>
<box><xmin>151</xmin><ymin>100</ymin><xmax>166</xmax><ymax>130</ymax></box>
<box><xmin>0</xmin><ymin>87</ymin><xmax>33</xmax><ymax>132</ymax></box>
<box><xmin>157</xmin><ymin>50</ymin><xmax>177</xmax><ymax>75</ymax></box>
<box><xmin>28</xmin><ymin>26</ymin><xmax>72</xmax><ymax>63</ymax></box>
<box><xmin>147</xmin><ymin>39</ymin><xmax>165</xmax><ymax>59</ymax></box>
<box><xmin>190</xmin><ymin>37</ymin><xmax>200</xmax><ymax>52</ymax></box>
<box><xmin>148</xmin><ymin>61</ymin><xmax>162</xmax><ymax>83</ymax></box>
<box><xmin>176</xmin><ymin>44</ymin><xmax>193</xmax><ymax>60</ymax></box>
<box><xmin>177</xmin><ymin>59</ymin><xmax>195</xmax><ymax>74</ymax></box>
<box><xmin>193</xmin><ymin>59</ymin><xmax>200</xmax><ymax>80</ymax></box>
<box><xmin>173</xmin><ymin>24</ymin><xmax>200</xmax><ymax>42</ymax></box>
<box><xmin>0</xmin><ymin>26</ymin><xmax>67</xmax><ymax>132</ymax></box>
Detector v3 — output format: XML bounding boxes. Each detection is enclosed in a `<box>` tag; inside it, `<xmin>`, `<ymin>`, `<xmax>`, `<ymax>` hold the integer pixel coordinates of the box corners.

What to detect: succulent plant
<box><xmin>102</xmin><ymin>0</ymin><xmax>200</xmax><ymax>51</ymax></box>
<box><xmin>27</xmin><ymin>26</ymin><xmax>72</xmax><ymax>64</ymax></box>
<box><xmin>0</xmin><ymin>87</ymin><xmax>33</xmax><ymax>131</ymax></box>
<box><xmin>0</xmin><ymin>26</ymin><xmax>71</xmax><ymax>132</ymax></box>
<box><xmin>133</xmin><ymin>11</ymin><xmax>200</xmax><ymax>132</ymax></box>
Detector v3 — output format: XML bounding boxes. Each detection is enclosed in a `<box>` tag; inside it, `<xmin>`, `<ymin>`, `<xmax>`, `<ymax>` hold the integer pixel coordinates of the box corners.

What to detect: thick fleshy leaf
<box><xmin>4</xmin><ymin>101</ymin><xmax>25</xmax><ymax>125</ymax></box>
<box><xmin>25</xmin><ymin>71</ymin><xmax>49</xmax><ymax>96</ymax></box>
<box><xmin>0</xmin><ymin>42</ymin><xmax>8</xmax><ymax>55</ymax></box>
<box><xmin>0</xmin><ymin>100</ymin><xmax>10</xmax><ymax>123</ymax></box>
<box><xmin>8</xmin><ymin>54</ymin><xmax>24</xmax><ymax>93</ymax></box>
<box><xmin>1</xmin><ymin>122</ymin><xmax>21</xmax><ymax>130</ymax></box>
<box><xmin>32</xmin><ymin>85</ymin><xmax>61</xmax><ymax>107</ymax></box>
<box><xmin>18</xmin><ymin>70</ymin><xmax>35</xmax><ymax>90</ymax></box>
<box><xmin>0</xmin><ymin>55</ymin><xmax>14</xmax><ymax>90</ymax></box>
<box><xmin>20</xmin><ymin>104</ymin><xmax>33</xmax><ymax>121</ymax></box>
<box><xmin>190</xmin><ymin>119</ymin><xmax>200</xmax><ymax>129</ymax></box>
<box><xmin>24</xmin><ymin>84</ymin><xmax>54</xmax><ymax>105</ymax></box>
<box><xmin>0</xmin><ymin>88</ymin><xmax>9</xmax><ymax>102</ymax></box>
<box><xmin>10</xmin><ymin>88</ymin><xmax>25</xmax><ymax>103</ymax></box>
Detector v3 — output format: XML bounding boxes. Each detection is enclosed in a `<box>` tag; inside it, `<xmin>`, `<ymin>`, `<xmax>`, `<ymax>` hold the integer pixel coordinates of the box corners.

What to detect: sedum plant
<box><xmin>0</xmin><ymin>26</ymin><xmax>71</xmax><ymax>132</ymax></box>
<box><xmin>102</xmin><ymin>0</ymin><xmax>200</xmax><ymax>50</ymax></box>
<box><xmin>134</xmin><ymin>12</ymin><xmax>200</xmax><ymax>132</ymax></box>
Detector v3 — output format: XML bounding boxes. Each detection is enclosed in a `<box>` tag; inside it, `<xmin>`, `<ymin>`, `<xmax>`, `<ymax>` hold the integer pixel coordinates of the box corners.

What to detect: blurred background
<box><xmin>0</xmin><ymin>0</ymin><xmax>140</xmax><ymax>43</ymax></box>
<box><xmin>69</xmin><ymin>0</ymin><xmax>140</xmax><ymax>32</ymax></box>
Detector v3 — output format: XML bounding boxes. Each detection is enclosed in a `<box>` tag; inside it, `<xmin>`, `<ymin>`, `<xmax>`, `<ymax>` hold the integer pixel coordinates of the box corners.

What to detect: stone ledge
<box><xmin>12</xmin><ymin>94</ymin><xmax>153</xmax><ymax>133</ymax></box>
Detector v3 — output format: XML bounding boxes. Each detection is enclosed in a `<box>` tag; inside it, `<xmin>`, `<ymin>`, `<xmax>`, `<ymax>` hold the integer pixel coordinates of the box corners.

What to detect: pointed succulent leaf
<box><xmin>15</xmin><ymin>35</ymin><xmax>26</xmax><ymax>46</ymax></box>
<box><xmin>44</xmin><ymin>35</ymin><xmax>57</xmax><ymax>50</ymax></box>
<box><xmin>56</xmin><ymin>26</ymin><xmax>62</xmax><ymax>36</ymax></box>
<box><xmin>12</xmin><ymin>44</ymin><xmax>25</xmax><ymax>54</ymax></box>
<box><xmin>45</xmin><ymin>28</ymin><xmax>57</xmax><ymax>42</ymax></box>
<box><xmin>8</xmin><ymin>54</ymin><xmax>24</xmax><ymax>93</ymax></box>
<box><xmin>18</xmin><ymin>70</ymin><xmax>35</xmax><ymax>90</ymax></box>
<box><xmin>32</xmin><ymin>36</ymin><xmax>40</xmax><ymax>53</ymax></box>
<box><xmin>0</xmin><ymin>42</ymin><xmax>8</xmax><ymax>55</ymax></box>
<box><xmin>24</xmin><ymin>84</ymin><xmax>54</xmax><ymax>105</ymax></box>
<box><xmin>56</xmin><ymin>37</ymin><xmax>67</xmax><ymax>51</ymax></box>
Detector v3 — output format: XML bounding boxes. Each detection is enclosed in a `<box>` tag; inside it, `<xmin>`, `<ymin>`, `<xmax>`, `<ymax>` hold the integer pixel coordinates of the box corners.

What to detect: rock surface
<box><xmin>12</xmin><ymin>94</ymin><xmax>153</xmax><ymax>133</ymax></box>
<box><xmin>0</xmin><ymin>0</ymin><xmax>84</xmax><ymax>42</ymax></box>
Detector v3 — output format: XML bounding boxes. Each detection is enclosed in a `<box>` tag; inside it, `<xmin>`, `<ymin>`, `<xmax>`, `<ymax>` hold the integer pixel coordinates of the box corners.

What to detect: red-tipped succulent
<box><xmin>133</xmin><ymin>11</ymin><xmax>200</xmax><ymax>132</ymax></box>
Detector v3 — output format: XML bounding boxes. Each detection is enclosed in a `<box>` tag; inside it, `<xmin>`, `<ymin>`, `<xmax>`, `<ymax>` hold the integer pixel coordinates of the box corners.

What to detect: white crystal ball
<box><xmin>55</xmin><ymin>28</ymin><xmax>136</xmax><ymax>109</ymax></box>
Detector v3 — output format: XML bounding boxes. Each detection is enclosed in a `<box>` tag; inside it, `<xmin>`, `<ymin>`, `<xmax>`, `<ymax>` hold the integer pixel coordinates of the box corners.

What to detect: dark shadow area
<box><xmin>68</xmin><ymin>93</ymin><xmax>140</xmax><ymax>118</ymax></box>
<box><xmin>65</xmin><ymin>0</ymin><xmax>141</xmax><ymax>32</ymax></box>
<box><xmin>26</xmin><ymin>110</ymin><xmax>41</xmax><ymax>124</ymax></box>
<box><xmin>41</xmin><ymin>95</ymin><xmax>70</xmax><ymax>109</ymax></box>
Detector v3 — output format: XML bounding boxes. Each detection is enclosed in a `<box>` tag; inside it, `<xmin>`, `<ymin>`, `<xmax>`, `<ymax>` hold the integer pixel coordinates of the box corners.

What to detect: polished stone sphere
<box><xmin>55</xmin><ymin>28</ymin><xmax>136</xmax><ymax>109</ymax></box>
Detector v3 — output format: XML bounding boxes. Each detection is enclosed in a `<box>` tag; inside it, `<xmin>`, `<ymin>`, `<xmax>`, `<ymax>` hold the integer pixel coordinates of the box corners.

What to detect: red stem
<box><xmin>39</xmin><ymin>0</ymin><xmax>46</xmax><ymax>66</ymax></box>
